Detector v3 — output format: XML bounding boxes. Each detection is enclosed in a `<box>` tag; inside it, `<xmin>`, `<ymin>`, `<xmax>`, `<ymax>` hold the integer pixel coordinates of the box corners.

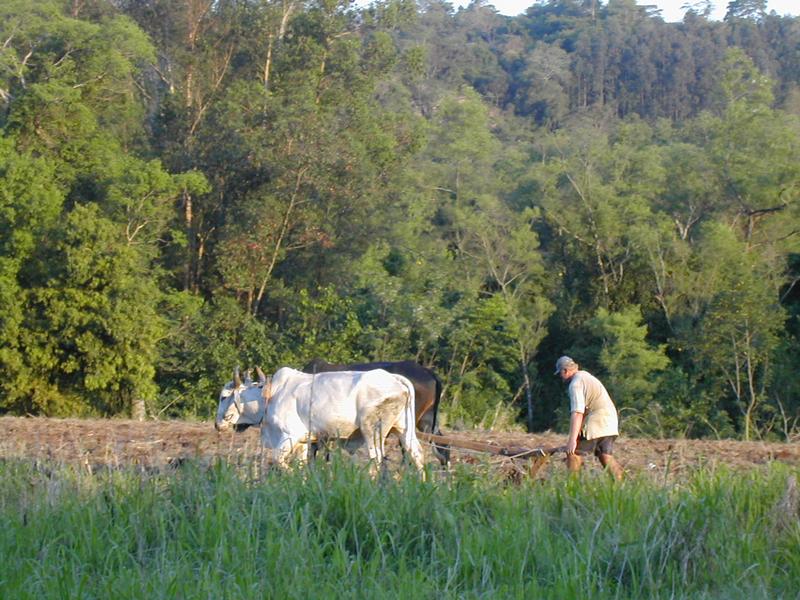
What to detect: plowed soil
<box><xmin>1</xmin><ymin>416</ymin><xmax>797</xmax><ymax>481</ymax></box>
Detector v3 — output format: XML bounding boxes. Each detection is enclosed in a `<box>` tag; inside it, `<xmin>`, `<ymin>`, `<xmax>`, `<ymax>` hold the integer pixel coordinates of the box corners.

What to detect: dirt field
<box><xmin>1</xmin><ymin>416</ymin><xmax>798</xmax><ymax>481</ymax></box>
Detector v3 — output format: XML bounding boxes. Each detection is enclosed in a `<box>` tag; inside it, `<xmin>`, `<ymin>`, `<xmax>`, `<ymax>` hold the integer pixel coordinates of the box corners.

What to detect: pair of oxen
<box><xmin>214</xmin><ymin>360</ymin><xmax>448</xmax><ymax>474</ymax></box>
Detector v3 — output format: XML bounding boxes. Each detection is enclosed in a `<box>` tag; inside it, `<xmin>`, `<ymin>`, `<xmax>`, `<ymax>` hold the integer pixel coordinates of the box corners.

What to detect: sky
<box><xmin>458</xmin><ymin>0</ymin><xmax>800</xmax><ymax>21</ymax></box>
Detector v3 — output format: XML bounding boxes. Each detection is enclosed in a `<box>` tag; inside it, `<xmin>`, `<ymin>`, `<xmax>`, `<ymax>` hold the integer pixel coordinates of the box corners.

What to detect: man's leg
<box><xmin>598</xmin><ymin>453</ymin><xmax>624</xmax><ymax>481</ymax></box>
<box><xmin>566</xmin><ymin>453</ymin><xmax>582</xmax><ymax>474</ymax></box>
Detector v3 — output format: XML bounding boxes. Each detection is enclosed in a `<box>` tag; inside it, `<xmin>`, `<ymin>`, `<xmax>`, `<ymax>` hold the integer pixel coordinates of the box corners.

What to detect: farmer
<box><xmin>554</xmin><ymin>356</ymin><xmax>624</xmax><ymax>480</ymax></box>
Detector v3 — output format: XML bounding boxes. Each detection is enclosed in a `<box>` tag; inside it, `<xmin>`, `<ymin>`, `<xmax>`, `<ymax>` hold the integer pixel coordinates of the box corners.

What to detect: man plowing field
<box><xmin>555</xmin><ymin>355</ymin><xmax>624</xmax><ymax>481</ymax></box>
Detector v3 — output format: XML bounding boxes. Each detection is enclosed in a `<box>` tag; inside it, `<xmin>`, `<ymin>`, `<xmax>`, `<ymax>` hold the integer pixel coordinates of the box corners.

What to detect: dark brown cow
<box><xmin>303</xmin><ymin>359</ymin><xmax>449</xmax><ymax>465</ymax></box>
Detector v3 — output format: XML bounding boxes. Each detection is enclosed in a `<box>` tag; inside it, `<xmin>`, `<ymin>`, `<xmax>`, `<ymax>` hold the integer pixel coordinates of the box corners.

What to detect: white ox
<box><xmin>215</xmin><ymin>367</ymin><xmax>425</xmax><ymax>473</ymax></box>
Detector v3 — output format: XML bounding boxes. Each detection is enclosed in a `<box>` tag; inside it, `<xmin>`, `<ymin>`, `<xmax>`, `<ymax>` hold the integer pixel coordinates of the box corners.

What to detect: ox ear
<box><xmin>233</xmin><ymin>366</ymin><xmax>242</xmax><ymax>388</ymax></box>
<box><xmin>256</xmin><ymin>367</ymin><xmax>267</xmax><ymax>385</ymax></box>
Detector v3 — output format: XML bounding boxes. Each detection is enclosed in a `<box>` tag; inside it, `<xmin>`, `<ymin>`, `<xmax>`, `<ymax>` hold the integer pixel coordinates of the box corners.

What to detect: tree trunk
<box><xmin>263</xmin><ymin>0</ymin><xmax>297</xmax><ymax>92</ymax></box>
<box><xmin>184</xmin><ymin>189</ymin><xmax>194</xmax><ymax>291</ymax></box>
<box><xmin>131</xmin><ymin>398</ymin><xmax>146</xmax><ymax>421</ymax></box>
<box><xmin>522</xmin><ymin>360</ymin><xmax>533</xmax><ymax>433</ymax></box>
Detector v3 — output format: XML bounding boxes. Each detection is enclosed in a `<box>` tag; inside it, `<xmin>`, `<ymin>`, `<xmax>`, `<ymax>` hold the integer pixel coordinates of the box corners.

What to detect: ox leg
<box><xmin>398</xmin><ymin>420</ymin><xmax>426</xmax><ymax>478</ymax></box>
<box><xmin>417</xmin><ymin>411</ymin><xmax>434</xmax><ymax>434</ymax></box>
<box><xmin>400</xmin><ymin>435</ymin><xmax>425</xmax><ymax>476</ymax></box>
<box><xmin>307</xmin><ymin>441</ymin><xmax>325</xmax><ymax>465</ymax></box>
<box><xmin>428</xmin><ymin>427</ymin><xmax>450</xmax><ymax>469</ymax></box>
<box><xmin>394</xmin><ymin>395</ymin><xmax>426</xmax><ymax>478</ymax></box>
<box><xmin>308</xmin><ymin>441</ymin><xmax>318</xmax><ymax>464</ymax></box>
<box><xmin>307</xmin><ymin>440</ymin><xmax>333</xmax><ymax>464</ymax></box>
<box><xmin>359</xmin><ymin>393</ymin><xmax>412</xmax><ymax>477</ymax></box>
<box><xmin>272</xmin><ymin>437</ymin><xmax>305</xmax><ymax>471</ymax></box>
<box><xmin>418</xmin><ymin>410</ymin><xmax>449</xmax><ymax>467</ymax></box>
<box><xmin>273</xmin><ymin>444</ymin><xmax>293</xmax><ymax>470</ymax></box>
<box><xmin>430</xmin><ymin>426</ymin><xmax>450</xmax><ymax>468</ymax></box>
<box><xmin>371</xmin><ymin>425</ymin><xmax>386</xmax><ymax>478</ymax></box>
<box><xmin>291</xmin><ymin>441</ymin><xmax>310</xmax><ymax>468</ymax></box>
<box><xmin>358</xmin><ymin>420</ymin><xmax>386</xmax><ymax>478</ymax></box>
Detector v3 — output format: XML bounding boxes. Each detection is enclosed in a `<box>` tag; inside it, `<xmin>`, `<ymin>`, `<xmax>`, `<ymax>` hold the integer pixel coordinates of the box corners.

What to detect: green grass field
<box><xmin>1</xmin><ymin>457</ymin><xmax>798</xmax><ymax>599</ymax></box>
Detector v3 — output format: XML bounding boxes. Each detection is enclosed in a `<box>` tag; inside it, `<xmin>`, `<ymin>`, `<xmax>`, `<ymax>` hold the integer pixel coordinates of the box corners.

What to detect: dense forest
<box><xmin>1</xmin><ymin>0</ymin><xmax>799</xmax><ymax>440</ymax></box>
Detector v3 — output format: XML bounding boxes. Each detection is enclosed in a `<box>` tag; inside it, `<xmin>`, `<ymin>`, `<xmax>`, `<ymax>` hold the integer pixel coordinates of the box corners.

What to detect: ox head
<box><xmin>215</xmin><ymin>366</ymin><xmax>268</xmax><ymax>432</ymax></box>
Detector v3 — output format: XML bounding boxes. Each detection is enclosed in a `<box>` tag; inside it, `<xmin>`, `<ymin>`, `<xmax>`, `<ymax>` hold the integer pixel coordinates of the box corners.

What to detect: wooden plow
<box><xmin>416</xmin><ymin>431</ymin><xmax>564</xmax><ymax>479</ymax></box>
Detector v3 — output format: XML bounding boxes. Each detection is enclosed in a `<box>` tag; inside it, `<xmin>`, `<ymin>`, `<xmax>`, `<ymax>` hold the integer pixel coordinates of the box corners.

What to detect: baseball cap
<box><xmin>554</xmin><ymin>355</ymin><xmax>577</xmax><ymax>374</ymax></box>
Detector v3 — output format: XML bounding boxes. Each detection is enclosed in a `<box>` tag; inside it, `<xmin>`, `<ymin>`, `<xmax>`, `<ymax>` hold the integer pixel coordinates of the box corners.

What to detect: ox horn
<box><xmin>233</xmin><ymin>366</ymin><xmax>242</xmax><ymax>388</ymax></box>
<box><xmin>256</xmin><ymin>367</ymin><xmax>267</xmax><ymax>385</ymax></box>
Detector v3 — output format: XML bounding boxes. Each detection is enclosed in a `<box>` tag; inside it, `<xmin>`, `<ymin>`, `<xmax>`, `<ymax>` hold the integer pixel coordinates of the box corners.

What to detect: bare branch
<box><xmin>188</xmin><ymin>42</ymin><xmax>234</xmax><ymax>137</ymax></box>
<box><xmin>2</xmin><ymin>32</ymin><xmax>17</xmax><ymax>50</ymax></box>
<box><xmin>72</xmin><ymin>72</ymin><xmax>106</xmax><ymax>89</ymax></box>
<box><xmin>52</xmin><ymin>47</ymin><xmax>75</xmax><ymax>69</ymax></box>
<box><xmin>126</xmin><ymin>220</ymin><xmax>149</xmax><ymax>244</ymax></box>
<box><xmin>780</xmin><ymin>275</ymin><xmax>800</xmax><ymax>304</ymax></box>
<box><xmin>252</xmin><ymin>165</ymin><xmax>311</xmax><ymax>315</ymax></box>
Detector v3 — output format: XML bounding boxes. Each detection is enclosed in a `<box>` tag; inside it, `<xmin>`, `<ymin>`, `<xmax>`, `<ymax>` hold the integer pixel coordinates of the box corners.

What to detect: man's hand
<box><xmin>566</xmin><ymin>411</ymin><xmax>584</xmax><ymax>455</ymax></box>
<box><xmin>566</xmin><ymin>438</ymin><xmax>578</xmax><ymax>455</ymax></box>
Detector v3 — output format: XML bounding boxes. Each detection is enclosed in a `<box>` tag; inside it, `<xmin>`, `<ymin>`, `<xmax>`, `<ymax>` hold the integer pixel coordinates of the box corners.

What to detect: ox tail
<box><xmin>429</xmin><ymin>370</ymin><xmax>450</xmax><ymax>467</ymax></box>
<box><xmin>398</xmin><ymin>376</ymin><xmax>417</xmax><ymax>448</ymax></box>
<box><xmin>398</xmin><ymin>375</ymin><xmax>425</xmax><ymax>474</ymax></box>
<box><xmin>431</xmin><ymin>371</ymin><xmax>442</xmax><ymax>434</ymax></box>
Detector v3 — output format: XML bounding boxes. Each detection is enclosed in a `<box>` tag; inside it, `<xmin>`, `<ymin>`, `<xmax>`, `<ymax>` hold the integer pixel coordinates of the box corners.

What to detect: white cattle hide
<box><xmin>215</xmin><ymin>367</ymin><xmax>425</xmax><ymax>473</ymax></box>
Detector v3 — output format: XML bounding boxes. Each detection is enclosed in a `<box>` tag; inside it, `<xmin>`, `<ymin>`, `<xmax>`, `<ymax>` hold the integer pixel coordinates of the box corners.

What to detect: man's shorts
<box><xmin>576</xmin><ymin>435</ymin><xmax>617</xmax><ymax>457</ymax></box>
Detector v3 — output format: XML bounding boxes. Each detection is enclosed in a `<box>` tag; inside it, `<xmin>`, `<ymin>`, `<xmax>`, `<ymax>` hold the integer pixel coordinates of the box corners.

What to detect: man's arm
<box><xmin>566</xmin><ymin>411</ymin><xmax>584</xmax><ymax>455</ymax></box>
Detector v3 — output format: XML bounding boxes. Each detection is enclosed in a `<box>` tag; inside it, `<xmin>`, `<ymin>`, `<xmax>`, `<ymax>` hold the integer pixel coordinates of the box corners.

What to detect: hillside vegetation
<box><xmin>1</xmin><ymin>0</ymin><xmax>799</xmax><ymax>440</ymax></box>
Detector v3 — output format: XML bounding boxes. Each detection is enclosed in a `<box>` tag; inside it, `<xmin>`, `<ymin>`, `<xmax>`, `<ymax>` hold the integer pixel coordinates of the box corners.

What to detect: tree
<box><xmin>681</xmin><ymin>1</ymin><xmax>713</xmax><ymax>19</ymax></box>
<box><xmin>155</xmin><ymin>296</ymin><xmax>276</xmax><ymax>418</ymax></box>
<box><xmin>513</xmin><ymin>43</ymin><xmax>571</xmax><ymax>127</ymax></box>
<box><xmin>0</xmin><ymin>140</ymin><xmax>64</xmax><ymax>411</ymax></box>
<box><xmin>683</xmin><ymin>223</ymin><xmax>785</xmax><ymax>440</ymax></box>
<box><xmin>0</xmin><ymin>2</ymin><xmax>206</xmax><ymax>417</ymax></box>
<box><xmin>457</xmin><ymin>198</ymin><xmax>554</xmax><ymax>431</ymax></box>
<box><xmin>586</xmin><ymin>304</ymin><xmax>669</xmax><ymax>415</ymax></box>
<box><xmin>655</xmin><ymin>138</ymin><xmax>721</xmax><ymax>241</ymax></box>
<box><xmin>1</xmin><ymin>0</ymin><xmax>155</xmax><ymax>158</ymax></box>
<box><xmin>183</xmin><ymin>0</ymin><xmax>423</xmax><ymax>316</ymax></box>
<box><xmin>16</xmin><ymin>205</ymin><xmax>168</xmax><ymax>415</ymax></box>
<box><xmin>529</xmin><ymin>117</ymin><xmax>666</xmax><ymax>307</ymax></box>
<box><xmin>273</xmin><ymin>286</ymin><xmax>371</xmax><ymax>365</ymax></box>
<box><xmin>724</xmin><ymin>0</ymin><xmax>767</xmax><ymax>21</ymax></box>
<box><xmin>704</xmin><ymin>50</ymin><xmax>800</xmax><ymax>252</ymax></box>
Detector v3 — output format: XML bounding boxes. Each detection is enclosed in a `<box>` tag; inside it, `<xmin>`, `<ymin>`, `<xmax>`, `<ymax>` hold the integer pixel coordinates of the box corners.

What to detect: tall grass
<box><xmin>0</xmin><ymin>457</ymin><xmax>797</xmax><ymax>599</ymax></box>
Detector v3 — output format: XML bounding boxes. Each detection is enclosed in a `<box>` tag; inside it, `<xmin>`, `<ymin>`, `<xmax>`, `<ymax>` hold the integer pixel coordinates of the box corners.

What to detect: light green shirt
<box><xmin>568</xmin><ymin>370</ymin><xmax>619</xmax><ymax>440</ymax></box>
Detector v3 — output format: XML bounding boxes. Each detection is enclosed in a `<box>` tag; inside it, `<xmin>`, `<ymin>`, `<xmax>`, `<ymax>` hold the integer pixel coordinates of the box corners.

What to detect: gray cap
<box><xmin>554</xmin><ymin>355</ymin><xmax>577</xmax><ymax>375</ymax></box>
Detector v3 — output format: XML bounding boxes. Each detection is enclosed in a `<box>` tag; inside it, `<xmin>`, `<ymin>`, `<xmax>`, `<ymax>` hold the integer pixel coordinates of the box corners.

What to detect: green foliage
<box><xmin>725</xmin><ymin>0</ymin><xmax>768</xmax><ymax>21</ymax></box>
<box><xmin>763</xmin><ymin>336</ymin><xmax>800</xmax><ymax>441</ymax></box>
<box><xmin>630</xmin><ymin>365</ymin><xmax>737</xmax><ymax>439</ymax></box>
<box><xmin>348</xmin><ymin>240</ymin><xmax>454</xmax><ymax>360</ymax></box>
<box><xmin>18</xmin><ymin>205</ymin><xmax>166</xmax><ymax>415</ymax></box>
<box><xmin>273</xmin><ymin>285</ymin><xmax>372</xmax><ymax>366</ymax></box>
<box><xmin>587</xmin><ymin>305</ymin><xmax>669</xmax><ymax>409</ymax></box>
<box><xmin>530</xmin><ymin>118</ymin><xmax>666</xmax><ymax>308</ymax></box>
<box><xmin>443</xmin><ymin>295</ymin><xmax>519</xmax><ymax>426</ymax></box>
<box><xmin>156</xmin><ymin>296</ymin><xmax>276</xmax><ymax>418</ymax></box>
<box><xmin>0</xmin><ymin>140</ymin><xmax>65</xmax><ymax>412</ymax></box>
<box><xmin>682</xmin><ymin>223</ymin><xmax>785</xmax><ymax>439</ymax></box>
<box><xmin>0</xmin><ymin>0</ymin><xmax>799</xmax><ymax>439</ymax></box>
<box><xmin>0</xmin><ymin>0</ymin><xmax>154</xmax><ymax>150</ymax></box>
